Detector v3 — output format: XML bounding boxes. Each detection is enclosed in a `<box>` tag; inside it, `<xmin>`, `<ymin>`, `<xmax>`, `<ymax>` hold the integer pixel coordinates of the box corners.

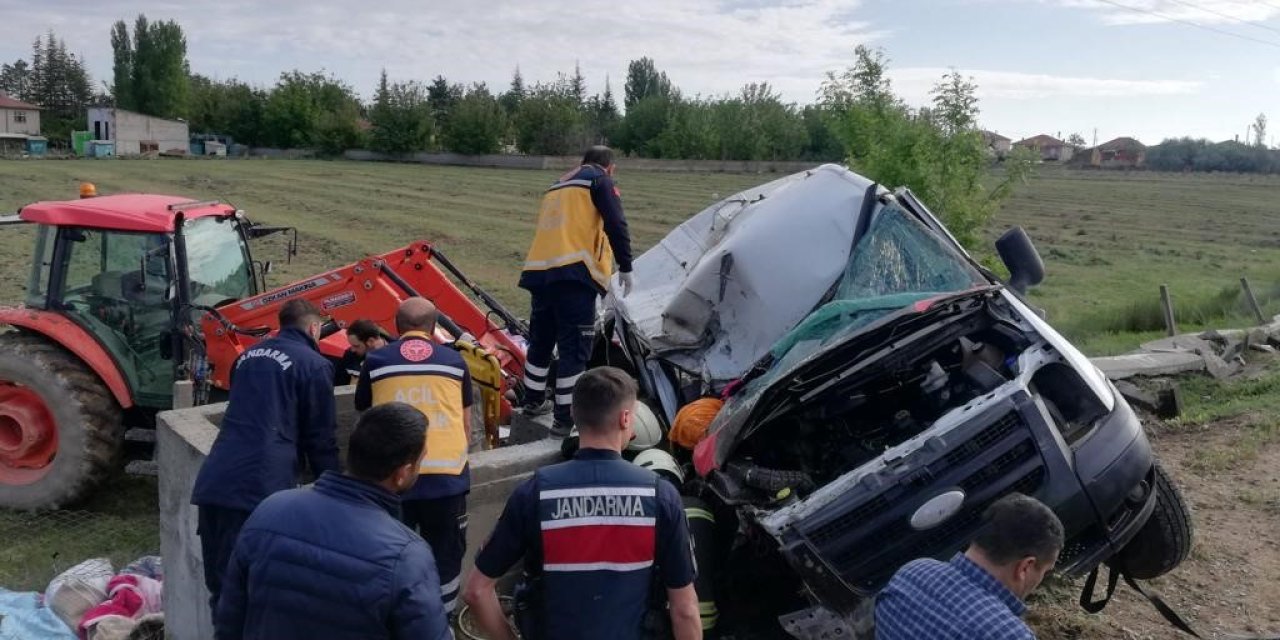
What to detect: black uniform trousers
<box><xmin>523</xmin><ymin>281</ymin><xmax>598</xmax><ymax>424</ymax></box>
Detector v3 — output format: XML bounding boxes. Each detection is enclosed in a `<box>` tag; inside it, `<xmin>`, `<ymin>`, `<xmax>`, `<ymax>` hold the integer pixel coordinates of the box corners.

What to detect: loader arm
<box><xmin>200</xmin><ymin>241</ymin><xmax>527</xmax><ymax>394</ymax></box>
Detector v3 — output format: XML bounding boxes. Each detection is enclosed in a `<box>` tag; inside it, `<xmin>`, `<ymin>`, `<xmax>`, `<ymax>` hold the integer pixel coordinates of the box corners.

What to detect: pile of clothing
<box><xmin>0</xmin><ymin>556</ymin><xmax>164</xmax><ymax>640</ymax></box>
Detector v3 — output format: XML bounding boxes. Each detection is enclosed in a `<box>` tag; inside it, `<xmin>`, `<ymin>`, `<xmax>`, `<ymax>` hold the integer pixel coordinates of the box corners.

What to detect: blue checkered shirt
<box><xmin>875</xmin><ymin>553</ymin><xmax>1035</xmax><ymax>640</ymax></box>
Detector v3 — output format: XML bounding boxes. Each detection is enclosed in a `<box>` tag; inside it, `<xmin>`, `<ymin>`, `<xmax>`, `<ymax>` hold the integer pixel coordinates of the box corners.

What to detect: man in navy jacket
<box><xmin>215</xmin><ymin>402</ymin><xmax>453</xmax><ymax>640</ymax></box>
<box><xmin>192</xmin><ymin>299</ymin><xmax>340</xmax><ymax>617</ymax></box>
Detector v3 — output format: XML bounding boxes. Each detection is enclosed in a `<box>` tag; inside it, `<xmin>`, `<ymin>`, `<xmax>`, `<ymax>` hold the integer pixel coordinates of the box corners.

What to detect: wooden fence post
<box><xmin>1160</xmin><ymin>284</ymin><xmax>1177</xmax><ymax>337</ymax></box>
<box><xmin>1241</xmin><ymin>277</ymin><xmax>1267</xmax><ymax>325</ymax></box>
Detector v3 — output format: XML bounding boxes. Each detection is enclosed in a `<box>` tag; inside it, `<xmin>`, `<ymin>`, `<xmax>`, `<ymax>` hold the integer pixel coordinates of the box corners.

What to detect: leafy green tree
<box><xmin>263</xmin><ymin>71</ymin><xmax>361</xmax><ymax>151</ymax></box>
<box><xmin>822</xmin><ymin>48</ymin><xmax>1032</xmax><ymax>248</ymax></box>
<box><xmin>188</xmin><ymin>74</ymin><xmax>267</xmax><ymax>144</ymax></box>
<box><xmin>443</xmin><ymin>84</ymin><xmax>505</xmax><ymax>154</ymax></box>
<box><xmin>652</xmin><ymin>99</ymin><xmax>718</xmax><ymax>159</ymax></box>
<box><xmin>1146</xmin><ymin>137</ymin><xmax>1202</xmax><ymax>171</ymax></box>
<box><xmin>820</xmin><ymin>45</ymin><xmax>897</xmax><ymax>113</ymax></box>
<box><xmin>315</xmin><ymin>103</ymin><xmax>364</xmax><ymax>155</ymax></box>
<box><xmin>616</xmin><ymin>94</ymin><xmax>674</xmax><ymax>156</ymax></box>
<box><xmin>1066</xmin><ymin>132</ymin><xmax>1086</xmax><ymax>147</ymax></box>
<box><xmin>369</xmin><ymin>71</ymin><xmax>434</xmax><ymax>154</ymax></box>
<box><xmin>514</xmin><ymin>83</ymin><xmax>585</xmax><ymax>155</ymax></box>
<box><xmin>427</xmin><ymin>75</ymin><xmax>464</xmax><ymax>130</ymax></box>
<box><xmin>114</xmin><ymin>15</ymin><xmax>189</xmax><ymax>118</ymax></box>
<box><xmin>930</xmin><ymin>70</ymin><xmax>978</xmax><ymax>135</ymax></box>
<box><xmin>0</xmin><ymin>59</ymin><xmax>33</xmax><ymax>102</ymax></box>
<box><xmin>801</xmin><ymin>105</ymin><xmax>843</xmax><ymax>161</ymax></box>
<box><xmin>624</xmin><ymin>57</ymin><xmax>673</xmax><ymax>110</ymax></box>
<box><xmin>731</xmin><ymin>82</ymin><xmax>807</xmax><ymax>160</ymax></box>
<box><xmin>110</xmin><ymin>21</ymin><xmax>132</xmax><ymax>109</ymax></box>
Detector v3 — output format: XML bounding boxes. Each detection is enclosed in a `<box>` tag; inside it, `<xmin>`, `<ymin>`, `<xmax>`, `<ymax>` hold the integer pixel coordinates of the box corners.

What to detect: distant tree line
<box><xmin>0</xmin><ymin>32</ymin><xmax>96</xmax><ymax>142</ymax></box>
<box><xmin>1146</xmin><ymin>135</ymin><xmax>1280</xmax><ymax>174</ymax></box>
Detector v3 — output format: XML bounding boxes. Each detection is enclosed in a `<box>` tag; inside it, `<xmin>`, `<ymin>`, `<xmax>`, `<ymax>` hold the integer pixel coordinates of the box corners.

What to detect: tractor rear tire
<box><xmin>0</xmin><ymin>332</ymin><xmax>123</xmax><ymax>510</ymax></box>
<box><xmin>1114</xmin><ymin>462</ymin><xmax>1194</xmax><ymax>580</ymax></box>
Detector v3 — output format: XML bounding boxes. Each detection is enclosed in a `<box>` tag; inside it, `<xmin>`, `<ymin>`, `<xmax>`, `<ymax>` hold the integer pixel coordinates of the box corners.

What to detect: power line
<box><xmin>1090</xmin><ymin>0</ymin><xmax>1280</xmax><ymax>49</ymax></box>
<box><xmin>1160</xmin><ymin>0</ymin><xmax>1280</xmax><ymax>38</ymax></box>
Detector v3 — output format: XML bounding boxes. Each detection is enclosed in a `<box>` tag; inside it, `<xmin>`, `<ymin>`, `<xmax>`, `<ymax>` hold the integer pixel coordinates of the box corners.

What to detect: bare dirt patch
<box><xmin>1029</xmin><ymin>414</ymin><xmax>1280</xmax><ymax>639</ymax></box>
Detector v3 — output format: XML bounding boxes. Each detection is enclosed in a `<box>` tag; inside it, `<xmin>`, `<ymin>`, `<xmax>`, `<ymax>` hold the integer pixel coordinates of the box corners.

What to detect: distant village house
<box><xmin>1085</xmin><ymin>137</ymin><xmax>1146</xmax><ymax>169</ymax></box>
<box><xmin>981</xmin><ymin>130</ymin><xmax>1012</xmax><ymax>159</ymax></box>
<box><xmin>1014</xmin><ymin>134</ymin><xmax>1075</xmax><ymax>162</ymax></box>
<box><xmin>0</xmin><ymin>92</ymin><xmax>44</xmax><ymax>155</ymax></box>
<box><xmin>87</xmin><ymin>107</ymin><xmax>189</xmax><ymax>156</ymax></box>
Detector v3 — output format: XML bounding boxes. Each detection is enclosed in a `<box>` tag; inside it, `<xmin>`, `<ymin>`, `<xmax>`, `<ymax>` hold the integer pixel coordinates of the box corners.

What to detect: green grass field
<box><xmin>1</xmin><ymin>159</ymin><xmax>1276</xmax><ymax>357</ymax></box>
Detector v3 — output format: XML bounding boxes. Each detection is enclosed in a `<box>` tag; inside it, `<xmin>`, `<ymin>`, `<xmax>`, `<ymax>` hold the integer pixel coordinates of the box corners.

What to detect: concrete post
<box><xmin>173</xmin><ymin>380</ymin><xmax>195</xmax><ymax>409</ymax></box>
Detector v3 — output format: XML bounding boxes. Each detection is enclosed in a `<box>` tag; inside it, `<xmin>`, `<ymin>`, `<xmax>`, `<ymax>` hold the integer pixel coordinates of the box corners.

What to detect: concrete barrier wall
<box><xmin>247</xmin><ymin>147</ymin><xmax>318</xmax><ymax>159</ymax></box>
<box><xmin>157</xmin><ymin>387</ymin><xmax>561</xmax><ymax>640</ymax></box>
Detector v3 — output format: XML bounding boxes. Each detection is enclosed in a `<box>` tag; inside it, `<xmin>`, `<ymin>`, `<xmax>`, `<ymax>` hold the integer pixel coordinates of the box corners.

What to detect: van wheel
<box><xmin>1115</xmin><ymin>462</ymin><xmax>1193</xmax><ymax>579</ymax></box>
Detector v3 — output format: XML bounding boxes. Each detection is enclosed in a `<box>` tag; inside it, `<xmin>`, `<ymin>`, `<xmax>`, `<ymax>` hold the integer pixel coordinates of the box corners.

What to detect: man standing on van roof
<box><xmin>517</xmin><ymin>145</ymin><xmax>634</xmax><ymax>437</ymax></box>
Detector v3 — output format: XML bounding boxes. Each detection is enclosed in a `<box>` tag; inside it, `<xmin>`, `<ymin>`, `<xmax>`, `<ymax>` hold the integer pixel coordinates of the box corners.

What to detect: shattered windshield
<box><xmin>766</xmin><ymin>203</ymin><xmax>986</xmax><ymax>375</ymax></box>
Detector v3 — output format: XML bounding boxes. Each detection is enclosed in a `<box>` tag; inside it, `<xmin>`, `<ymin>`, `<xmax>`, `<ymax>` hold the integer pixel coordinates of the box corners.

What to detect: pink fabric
<box><xmin>78</xmin><ymin>575</ymin><xmax>163</xmax><ymax>638</ymax></box>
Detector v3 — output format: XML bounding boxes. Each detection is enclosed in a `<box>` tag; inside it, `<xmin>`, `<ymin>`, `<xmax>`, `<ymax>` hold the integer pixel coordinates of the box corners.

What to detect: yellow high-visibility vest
<box><xmin>367</xmin><ymin>332</ymin><xmax>468</xmax><ymax>476</ymax></box>
<box><xmin>523</xmin><ymin>171</ymin><xmax>615</xmax><ymax>291</ymax></box>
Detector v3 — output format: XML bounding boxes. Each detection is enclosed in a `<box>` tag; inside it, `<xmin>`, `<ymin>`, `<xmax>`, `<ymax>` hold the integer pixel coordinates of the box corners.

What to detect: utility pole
<box><xmin>1092</xmin><ymin>127</ymin><xmax>1097</xmax><ymax>147</ymax></box>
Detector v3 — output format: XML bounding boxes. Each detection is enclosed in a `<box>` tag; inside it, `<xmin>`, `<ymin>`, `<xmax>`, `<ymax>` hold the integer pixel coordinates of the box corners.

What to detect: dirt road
<box><xmin>1030</xmin><ymin>413</ymin><xmax>1280</xmax><ymax>639</ymax></box>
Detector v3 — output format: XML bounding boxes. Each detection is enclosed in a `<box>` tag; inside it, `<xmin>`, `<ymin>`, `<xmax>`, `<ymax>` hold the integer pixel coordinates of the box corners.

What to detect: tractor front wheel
<box><xmin>0</xmin><ymin>332</ymin><xmax>123</xmax><ymax>510</ymax></box>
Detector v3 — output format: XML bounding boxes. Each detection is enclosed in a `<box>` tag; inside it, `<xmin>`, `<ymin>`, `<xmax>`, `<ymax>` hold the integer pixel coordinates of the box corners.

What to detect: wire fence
<box><xmin>0</xmin><ymin>507</ymin><xmax>160</xmax><ymax>640</ymax></box>
<box><xmin>0</xmin><ymin>508</ymin><xmax>159</xmax><ymax>593</ymax></box>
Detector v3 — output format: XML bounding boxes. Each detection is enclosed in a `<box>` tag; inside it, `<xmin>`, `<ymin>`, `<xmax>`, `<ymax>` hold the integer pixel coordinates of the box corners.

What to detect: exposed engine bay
<box><xmin>709</xmin><ymin>292</ymin><xmax>1041</xmax><ymax>506</ymax></box>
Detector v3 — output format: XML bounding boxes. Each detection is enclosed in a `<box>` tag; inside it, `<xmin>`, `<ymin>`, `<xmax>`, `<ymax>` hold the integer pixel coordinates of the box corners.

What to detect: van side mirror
<box><xmin>995</xmin><ymin>226</ymin><xmax>1045</xmax><ymax>295</ymax></box>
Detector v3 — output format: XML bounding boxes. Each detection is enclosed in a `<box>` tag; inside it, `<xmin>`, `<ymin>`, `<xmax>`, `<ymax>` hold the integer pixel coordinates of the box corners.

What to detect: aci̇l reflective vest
<box><xmin>522</xmin><ymin>166</ymin><xmax>615</xmax><ymax>291</ymax></box>
<box><xmin>365</xmin><ymin>332</ymin><xmax>468</xmax><ymax>475</ymax></box>
<box><xmin>531</xmin><ymin>456</ymin><xmax>659</xmax><ymax>640</ymax></box>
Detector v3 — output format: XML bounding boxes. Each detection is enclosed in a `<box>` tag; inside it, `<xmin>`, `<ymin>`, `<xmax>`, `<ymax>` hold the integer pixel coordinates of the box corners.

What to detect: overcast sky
<box><xmin>1</xmin><ymin>0</ymin><xmax>1277</xmax><ymax>144</ymax></box>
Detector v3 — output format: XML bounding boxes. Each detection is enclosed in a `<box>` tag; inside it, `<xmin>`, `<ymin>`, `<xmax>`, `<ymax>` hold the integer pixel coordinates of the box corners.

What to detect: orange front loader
<box><xmin>199</xmin><ymin>242</ymin><xmax>529</xmax><ymax>438</ymax></box>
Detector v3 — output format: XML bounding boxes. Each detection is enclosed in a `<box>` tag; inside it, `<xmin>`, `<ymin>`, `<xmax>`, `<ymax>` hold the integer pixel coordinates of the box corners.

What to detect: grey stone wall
<box><xmin>157</xmin><ymin>386</ymin><xmax>559</xmax><ymax>640</ymax></box>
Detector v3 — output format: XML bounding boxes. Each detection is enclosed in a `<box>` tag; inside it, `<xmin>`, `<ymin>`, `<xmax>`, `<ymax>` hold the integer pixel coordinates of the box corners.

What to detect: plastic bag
<box><xmin>45</xmin><ymin>558</ymin><xmax>113</xmax><ymax>631</ymax></box>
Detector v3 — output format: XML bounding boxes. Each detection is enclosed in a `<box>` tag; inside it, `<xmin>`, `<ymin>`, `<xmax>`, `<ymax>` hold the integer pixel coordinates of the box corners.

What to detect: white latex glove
<box><xmin>617</xmin><ymin>272</ymin><xmax>634</xmax><ymax>297</ymax></box>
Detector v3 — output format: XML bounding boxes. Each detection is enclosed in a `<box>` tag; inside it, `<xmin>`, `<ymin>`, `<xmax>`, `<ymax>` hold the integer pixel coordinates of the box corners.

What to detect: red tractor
<box><xmin>0</xmin><ymin>192</ymin><xmax>528</xmax><ymax>510</ymax></box>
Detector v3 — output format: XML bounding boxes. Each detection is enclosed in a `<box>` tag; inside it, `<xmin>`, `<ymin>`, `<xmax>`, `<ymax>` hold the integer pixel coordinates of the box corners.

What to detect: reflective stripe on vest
<box><xmin>523</xmin><ymin>176</ymin><xmax>614</xmax><ymax>290</ymax></box>
<box><xmin>539</xmin><ymin>485</ymin><xmax>657</xmax><ymax>572</ymax></box>
<box><xmin>367</xmin><ymin>332</ymin><xmax>468</xmax><ymax>475</ymax></box>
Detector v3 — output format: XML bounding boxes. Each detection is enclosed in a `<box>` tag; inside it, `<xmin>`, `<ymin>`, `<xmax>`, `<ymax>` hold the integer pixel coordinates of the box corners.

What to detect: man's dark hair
<box><xmin>348</xmin><ymin>319</ymin><xmax>387</xmax><ymax>342</ymax></box>
<box><xmin>971</xmin><ymin>493</ymin><xmax>1064</xmax><ymax>565</ymax></box>
<box><xmin>278</xmin><ymin>299</ymin><xmax>322</xmax><ymax>331</ymax></box>
<box><xmin>571</xmin><ymin>366</ymin><xmax>637</xmax><ymax>433</ymax></box>
<box><xmin>582</xmin><ymin>145</ymin><xmax>614</xmax><ymax>168</ymax></box>
<box><xmin>347</xmin><ymin>403</ymin><xmax>427</xmax><ymax>481</ymax></box>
